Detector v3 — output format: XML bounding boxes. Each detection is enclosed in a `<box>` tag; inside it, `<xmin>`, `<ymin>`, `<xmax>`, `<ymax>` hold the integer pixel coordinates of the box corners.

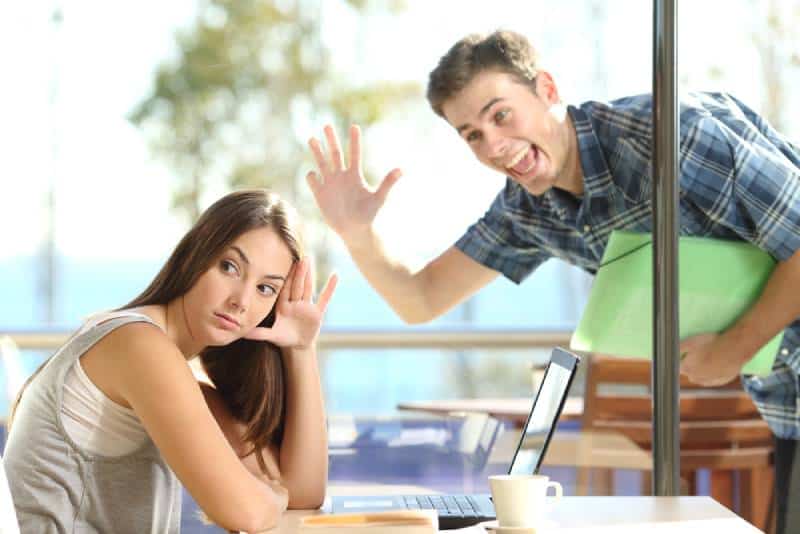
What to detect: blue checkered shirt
<box><xmin>455</xmin><ymin>92</ymin><xmax>800</xmax><ymax>438</ymax></box>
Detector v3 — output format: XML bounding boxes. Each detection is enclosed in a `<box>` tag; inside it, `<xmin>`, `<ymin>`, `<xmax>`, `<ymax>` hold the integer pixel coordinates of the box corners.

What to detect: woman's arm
<box><xmin>199</xmin><ymin>383</ymin><xmax>284</xmax><ymax>482</ymax></box>
<box><xmin>200</xmin><ymin>346</ymin><xmax>328</xmax><ymax>510</ymax></box>
<box><xmin>276</xmin><ymin>345</ymin><xmax>327</xmax><ymax>509</ymax></box>
<box><xmin>104</xmin><ymin>323</ymin><xmax>287</xmax><ymax>533</ymax></box>
<box><xmin>243</xmin><ymin>258</ymin><xmax>337</xmax><ymax>509</ymax></box>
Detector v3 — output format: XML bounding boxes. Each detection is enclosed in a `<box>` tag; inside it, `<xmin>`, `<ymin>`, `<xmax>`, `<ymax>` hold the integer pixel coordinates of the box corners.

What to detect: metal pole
<box><xmin>652</xmin><ymin>0</ymin><xmax>681</xmax><ymax>496</ymax></box>
<box><xmin>40</xmin><ymin>4</ymin><xmax>64</xmax><ymax>324</ymax></box>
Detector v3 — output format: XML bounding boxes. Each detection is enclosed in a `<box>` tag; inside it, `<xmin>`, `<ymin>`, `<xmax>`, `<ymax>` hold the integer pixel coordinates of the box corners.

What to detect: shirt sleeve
<box><xmin>454</xmin><ymin>184</ymin><xmax>551</xmax><ymax>284</ymax></box>
<box><xmin>679</xmin><ymin>110</ymin><xmax>800</xmax><ymax>262</ymax></box>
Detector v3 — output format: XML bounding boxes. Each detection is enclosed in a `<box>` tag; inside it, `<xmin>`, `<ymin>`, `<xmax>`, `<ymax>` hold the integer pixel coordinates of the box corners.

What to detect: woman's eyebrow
<box><xmin>231</xmin><ymin>245</ymin><xmax>250</xmax><ymax>265</ymax></box>
<box><xmin>230</xmin><ymin>245</ymin><xmax>286</xmax><ymax>281</ymax></box>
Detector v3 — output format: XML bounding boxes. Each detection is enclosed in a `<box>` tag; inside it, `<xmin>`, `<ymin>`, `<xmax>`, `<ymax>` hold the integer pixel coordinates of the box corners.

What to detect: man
<box><xmin>306</xmin><ymin>30</ymin><xmax>800</xmax><ymax>531</ymax></box>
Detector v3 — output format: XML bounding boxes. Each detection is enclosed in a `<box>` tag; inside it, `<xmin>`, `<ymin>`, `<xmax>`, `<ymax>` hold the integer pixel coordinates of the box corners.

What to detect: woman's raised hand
<box><xmin>307</xmin><ymin>124</ymin><xmax>402</xmax><ymax>244</ymax></box>
<box><xmin>244</xmin><ymin>258</ymin><xmax>337</xmax><ymax>350</ymax></box>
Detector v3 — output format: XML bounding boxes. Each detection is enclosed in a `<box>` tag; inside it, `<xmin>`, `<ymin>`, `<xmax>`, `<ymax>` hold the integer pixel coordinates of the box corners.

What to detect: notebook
<box><xmin>571</xmin><ymin>231</ymin><xmax>782</xmax><ymax>376</ymax></box>
<box><xmin>300</xmin><ymin>510</ymin><xmax>438</xmax><ymax>533</ymax></box>
<box><xmin>329</xmin><ymin>347</ymin><xmax>580</xmax><ymax>530</ymax></box>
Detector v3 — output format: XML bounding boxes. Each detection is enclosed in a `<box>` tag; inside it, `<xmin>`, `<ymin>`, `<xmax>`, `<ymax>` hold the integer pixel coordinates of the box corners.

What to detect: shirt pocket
<box><xmin>610</xmin><ymin>137</ymin><xmax>652</xmax><ymax>204</ymax></box>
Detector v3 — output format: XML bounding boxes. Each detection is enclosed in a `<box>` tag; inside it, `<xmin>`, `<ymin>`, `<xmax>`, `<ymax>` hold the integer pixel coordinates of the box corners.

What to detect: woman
<box><xmin>3</xmin><ymin>189</ymin><xmax>336</xmax><ymax>533</ymax></box>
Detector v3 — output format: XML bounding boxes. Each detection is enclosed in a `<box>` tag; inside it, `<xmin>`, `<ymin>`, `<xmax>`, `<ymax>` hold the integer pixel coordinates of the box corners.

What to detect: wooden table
<box><xmin>397</xmin><ymin>397</ymin><xmax>584</xmax><ymax>426</ymax></box>
<box><xmin>275</xmin><ymin>495</ymin><xmax>761</xmax><ymax>533</ymax></box>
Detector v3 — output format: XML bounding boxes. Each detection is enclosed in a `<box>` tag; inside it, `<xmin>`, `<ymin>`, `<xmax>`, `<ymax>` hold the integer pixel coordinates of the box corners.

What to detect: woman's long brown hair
<box><xmin>12</xmin><ymin>189</ymin><xmax>303</xmax><ymax>474</ymax></box>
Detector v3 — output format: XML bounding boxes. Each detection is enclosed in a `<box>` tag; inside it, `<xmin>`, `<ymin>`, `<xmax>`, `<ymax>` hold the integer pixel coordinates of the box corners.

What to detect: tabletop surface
<box><xmin>275</xmin><ymin>495</ymin><xmax>761</xmax><ymax>533</ymax></box>
<box><xmin>179</xmin><ymin>414</ymin><xmax>757</xmax><ymax>533</ymax></box>
<box><xmin>397</xmin><ymin>397</ymin><xmax>584</xmax><ymax>423</ymax></box>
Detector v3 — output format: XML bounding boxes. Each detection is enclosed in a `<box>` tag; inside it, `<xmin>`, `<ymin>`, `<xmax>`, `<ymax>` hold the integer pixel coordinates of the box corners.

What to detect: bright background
<box><xmin>1</xmin><ymin>0</ymin><xmax>798</xmax><ymax>413</ymax></box>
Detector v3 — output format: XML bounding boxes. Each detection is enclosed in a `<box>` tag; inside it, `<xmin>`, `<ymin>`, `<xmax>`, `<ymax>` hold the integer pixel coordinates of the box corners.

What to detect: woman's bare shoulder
<box><xmin>79</xmin><ymin>313</ymin><xmax>182</xmax><ymax>408</ymax></box>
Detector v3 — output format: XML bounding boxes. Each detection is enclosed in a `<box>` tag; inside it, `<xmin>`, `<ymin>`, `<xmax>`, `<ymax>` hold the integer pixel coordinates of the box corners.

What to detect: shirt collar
<box><xmin>567</xmin><ymin>104</ymin><xmax>614</xmax><ymax>198</ymax></box>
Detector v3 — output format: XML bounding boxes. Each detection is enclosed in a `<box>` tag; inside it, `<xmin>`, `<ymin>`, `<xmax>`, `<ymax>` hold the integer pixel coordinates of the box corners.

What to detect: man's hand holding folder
<box><xmin>571</xmin><ymin>231</ymin><xmax>783</xmax><ymax>377</ymax></box>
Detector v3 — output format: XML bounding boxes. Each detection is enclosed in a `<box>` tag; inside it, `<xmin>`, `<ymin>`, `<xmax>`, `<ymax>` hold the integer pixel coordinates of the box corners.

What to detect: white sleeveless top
<box><xmin>62</xmin><ymin>359</ymin><xmax>148</xmax><ymax>456</ymax></box>
<box><xmin>4</xmin><ymin>311</ymin><xmax>182</xmax><ymax>533</ymax></box>
<box><xmin>60</xmin><ymin>311</ymin><xmax>152</xmax><ymax>456</ymax></box>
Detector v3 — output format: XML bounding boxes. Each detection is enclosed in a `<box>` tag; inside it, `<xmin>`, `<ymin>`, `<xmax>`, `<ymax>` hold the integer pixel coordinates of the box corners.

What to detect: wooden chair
<box><xmin>578</xmin><ymin>354</ymin><xmax>774</xmax><ymax>532</ymax></box>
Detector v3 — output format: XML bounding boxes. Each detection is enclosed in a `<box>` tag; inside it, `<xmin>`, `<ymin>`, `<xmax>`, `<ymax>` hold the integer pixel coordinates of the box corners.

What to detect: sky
<box><xmin>0</xmin><ymin>0</ymin><xmax>797</xmax><ymax>269</ymax></box>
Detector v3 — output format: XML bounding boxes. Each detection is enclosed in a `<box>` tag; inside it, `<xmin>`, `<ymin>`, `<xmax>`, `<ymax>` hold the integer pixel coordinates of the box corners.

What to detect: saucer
<box><xmin>479</xmin><ymin>519</ymin><xmax>556</xmax><ymax>533</ymax></box>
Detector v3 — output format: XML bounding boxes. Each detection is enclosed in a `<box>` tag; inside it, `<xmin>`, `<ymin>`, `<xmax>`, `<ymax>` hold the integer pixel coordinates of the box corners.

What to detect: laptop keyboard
<box><xmin>402</xmin><ymin>495</ymin><xmax>480</xmax><ymax>518</ymax></box>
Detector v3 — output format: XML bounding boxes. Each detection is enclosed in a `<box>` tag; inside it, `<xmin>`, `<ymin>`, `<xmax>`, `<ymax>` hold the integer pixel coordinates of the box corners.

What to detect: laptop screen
<box><xmin>508</xmin><ymin>347</ymin><xmax>579</xmax><ymax>475</ymax></box>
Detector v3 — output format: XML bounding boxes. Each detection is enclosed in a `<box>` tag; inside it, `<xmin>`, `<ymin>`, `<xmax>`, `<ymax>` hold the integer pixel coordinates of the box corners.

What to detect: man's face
<box><xmin>442</xmin><ymin>70</ymin><xmax>574</xmax><ymax>196</ymax></box>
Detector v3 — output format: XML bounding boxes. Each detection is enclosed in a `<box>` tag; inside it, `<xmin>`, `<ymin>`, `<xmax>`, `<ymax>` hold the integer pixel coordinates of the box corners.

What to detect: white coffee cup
<box><xmin>488</xmin><ymin>474</ymin><xmax>562</xmax><ymax>527</ymax></box>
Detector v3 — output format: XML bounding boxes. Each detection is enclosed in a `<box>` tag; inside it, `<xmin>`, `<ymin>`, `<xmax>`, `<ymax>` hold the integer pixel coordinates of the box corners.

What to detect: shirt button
<box><xmin>583</xmin><ymin>225</ymin><xmax>591</xmax><ymax>232</ymax></box>
<box><xmin>781</xmin><ymin>348</ymin><xmax>789</xmax><ymax>356</ymax></box>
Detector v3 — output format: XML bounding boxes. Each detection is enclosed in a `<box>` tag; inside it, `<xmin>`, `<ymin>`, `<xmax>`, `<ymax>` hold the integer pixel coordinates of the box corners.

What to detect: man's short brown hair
<box><xmin>427</xmin><ymin>30</ymin><xmax>540</xmax><ymax>118</ymax></box>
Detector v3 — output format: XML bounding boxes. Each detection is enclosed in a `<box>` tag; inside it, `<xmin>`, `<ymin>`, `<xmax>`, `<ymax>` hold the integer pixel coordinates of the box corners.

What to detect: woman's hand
<box><xmin>307</xmin><ymin>124</ymin><xmax>402</xmax><ymax>244</ymax></box>
<box><xmin>244</xmin><ymin>258</ymin><xmax>337</xmax><ymax>350</ymax></box>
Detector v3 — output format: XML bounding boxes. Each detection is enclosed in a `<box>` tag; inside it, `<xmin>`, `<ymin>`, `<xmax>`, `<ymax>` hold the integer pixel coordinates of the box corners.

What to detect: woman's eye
<box><xmin>258</xmin><ymin>284</ymin><xmax>277</xmax><ymax>296</ymax></box>
<box><xmin>466</xmin><ymin>130</ymin><xmax>481</xmax><ymax>143</ymax></box>
<box><xmin>220</xmin><ymin>259</ymin><xmax>239</xmax><ymax>275</ymax></box>
<box><xmin>495</xmin><ymin>109</ymin><xmax>509</xmax><ymax>123</ymax></box>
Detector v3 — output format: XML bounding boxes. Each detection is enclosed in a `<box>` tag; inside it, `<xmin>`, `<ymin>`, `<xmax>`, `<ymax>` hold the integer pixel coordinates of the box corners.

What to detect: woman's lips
<box><xmin>214</xmin><ymin>312</ymin><xmax>240</xmax><ymax>330</ymax></box>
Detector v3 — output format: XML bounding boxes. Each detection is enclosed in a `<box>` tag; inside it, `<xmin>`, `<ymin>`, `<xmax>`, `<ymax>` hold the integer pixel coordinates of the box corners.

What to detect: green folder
<box><xmin>570</xmin><ymin>231</ymin><xmax>781</xmax><ymax>376</ymax></box>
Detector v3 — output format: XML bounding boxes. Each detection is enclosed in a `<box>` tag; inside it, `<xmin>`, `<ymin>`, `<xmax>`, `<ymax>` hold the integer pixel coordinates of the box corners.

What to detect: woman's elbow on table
<box><xmin>287</xmin><ymin>486</ymin><xmax>327</xmax><ymax>510</ymax></box>
<box><xmin>209</xmin><ymin>486</ymin><xmax>286</xmax><ymax>533</ymax></box>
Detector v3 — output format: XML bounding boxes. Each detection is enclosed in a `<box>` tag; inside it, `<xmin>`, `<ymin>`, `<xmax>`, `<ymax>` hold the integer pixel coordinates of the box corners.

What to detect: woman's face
<box><xmin>183</xmin><ymin>226</ymin><xmax>294</xmax><ymax>346</ymax></box>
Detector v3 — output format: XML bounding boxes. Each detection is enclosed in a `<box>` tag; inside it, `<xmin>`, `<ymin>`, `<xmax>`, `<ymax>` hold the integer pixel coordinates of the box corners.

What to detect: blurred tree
<box><xmin>752</xmin><ymin>0</ymin><xmax>800</xmax><ymax>134</ymax></box>
<box><xmin>129</xmin><ymin>0</ymin><xmax>419</xmax><ymax>270</ymax></box>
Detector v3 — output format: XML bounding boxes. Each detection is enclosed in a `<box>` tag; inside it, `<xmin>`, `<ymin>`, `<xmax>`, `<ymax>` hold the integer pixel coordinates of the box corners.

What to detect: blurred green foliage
<box><xmin>751</xmin><ymin>0</ymin><xmax>800</xmax><ymax>134</ymax></box>
<box><xmin>129</xmin><ymin>0</ymin><xmax>419</xmax><ymax>225</ymax></box>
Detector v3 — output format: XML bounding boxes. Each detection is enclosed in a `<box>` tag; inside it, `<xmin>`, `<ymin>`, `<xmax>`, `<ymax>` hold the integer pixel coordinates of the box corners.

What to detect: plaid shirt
<box><xmin>455</xmin><ymin>92</ymin><xmax>800</xmax><ymax>438</ymax></box>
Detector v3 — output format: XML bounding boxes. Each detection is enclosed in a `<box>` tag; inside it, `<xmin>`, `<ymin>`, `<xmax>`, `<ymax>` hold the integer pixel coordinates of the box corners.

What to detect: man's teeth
<box><xmin>506</xmin><ymin>146</ymin><xmax>536</xmax><ymax>174</ymax></box>
<box><xmin>507</xmin><ymin>148</ymin><xmax>528</xmax><ymax>168</ymax></box>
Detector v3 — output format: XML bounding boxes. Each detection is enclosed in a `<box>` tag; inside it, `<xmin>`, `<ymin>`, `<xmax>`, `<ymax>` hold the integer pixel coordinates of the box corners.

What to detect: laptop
<box><xmin>329</xmin><ymin>347</ymin><xmax>580</xmax><ymax>530</ymax></box>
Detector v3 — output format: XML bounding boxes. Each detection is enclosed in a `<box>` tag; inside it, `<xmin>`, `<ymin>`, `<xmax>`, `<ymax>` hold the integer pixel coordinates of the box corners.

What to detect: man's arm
<box><xmin>679</xmin><ymin>111</ymin><xmax>800</xmax><ymax>384</ymax></box>
<box><xmin>348</xmin><ymin>233</ymin><xmax>499</xmax><ymax>324</ymax></box>
<box><xmin>308</xmin><ymin>124</ymin><xmax>498</xmax><ymax>323</ymax></box>
<box><xmin>681</xmin><ymin>247</ymin><xmax>800</xmax><ymax>385</ymax></box>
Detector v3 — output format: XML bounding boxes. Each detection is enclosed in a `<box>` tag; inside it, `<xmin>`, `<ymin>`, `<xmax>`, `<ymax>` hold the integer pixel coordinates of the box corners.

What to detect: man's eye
<box><xmin>466</xmin><ymin>131</ymin><xmax>481</xmax><ymax>143</ymax></box>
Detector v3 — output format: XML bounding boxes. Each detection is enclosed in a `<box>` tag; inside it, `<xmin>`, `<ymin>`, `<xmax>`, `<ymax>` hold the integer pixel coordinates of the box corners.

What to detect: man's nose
<box><xmin>485</xmin><ymin>130</ymin><xmax>508</xmax><ymax>161</ymax></box>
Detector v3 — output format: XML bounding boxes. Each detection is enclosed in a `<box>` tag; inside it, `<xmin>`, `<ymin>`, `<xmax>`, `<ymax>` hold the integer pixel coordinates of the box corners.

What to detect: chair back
<box><xmin>582</xmin><ymin>354</ymin><xmax>772</xmax><ymax>450</ymax></box>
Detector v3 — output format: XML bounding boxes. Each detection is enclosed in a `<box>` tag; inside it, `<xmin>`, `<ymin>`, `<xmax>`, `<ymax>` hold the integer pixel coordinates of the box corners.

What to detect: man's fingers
<box><xmin>376</xmin><ymin>168</ymin><xmax>402</xmax><ymax>203</ymax></box>
<box><xmin>349</xmin><ymin>124</ymin><xmax>361</xmax><ymax>171</ymax></box>
<box><xmin>317</xmin><ymin>273</ymin><xmax>338</xmax><ymax>314</ymax></box>
<box><xmin>324</xmin><ymin>125</ymin><xmax>345</xmax><ymax>171</ymax></box>
<box><xmin>308</xmin><ymin>137</ymin><xmax>333</xmax><ymax>177</ymax></box>
<box><xmin>306</xmin><ymin>171</ymin><xmax>321</xmax><ymax>194</ymax></box>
